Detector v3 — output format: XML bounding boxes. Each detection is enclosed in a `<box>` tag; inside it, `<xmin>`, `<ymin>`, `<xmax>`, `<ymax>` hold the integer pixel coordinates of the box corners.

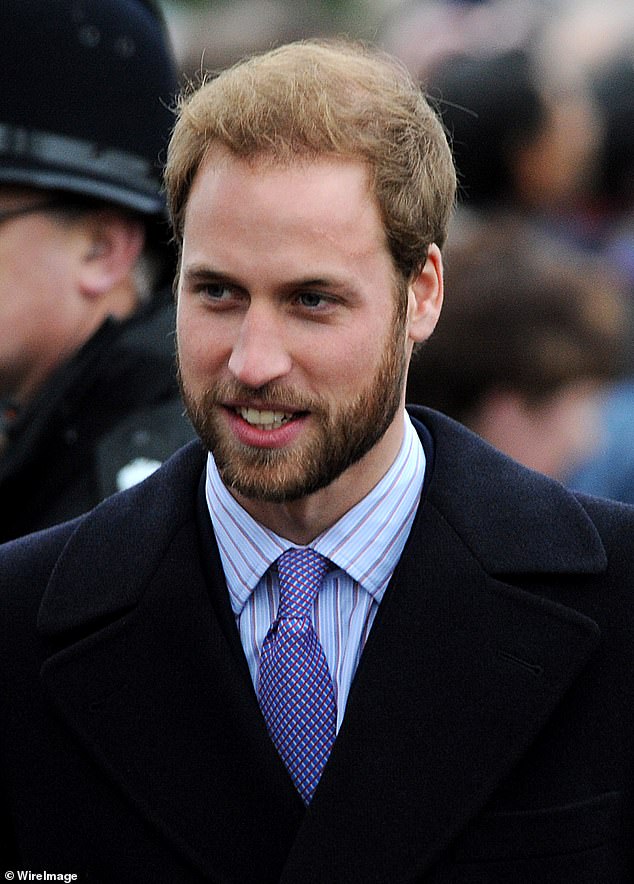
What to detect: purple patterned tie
<box><xmin>257</xmin><ymin>548</ymin><xmax>336</xmax><ymax>804</ymax></box>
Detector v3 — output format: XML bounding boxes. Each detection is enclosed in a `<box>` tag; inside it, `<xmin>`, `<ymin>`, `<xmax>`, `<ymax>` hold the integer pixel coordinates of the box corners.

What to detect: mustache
<box><xmin>180</xmin><ymin>375</ymin><xmax>326</xmax><ymax>414</ymax></box>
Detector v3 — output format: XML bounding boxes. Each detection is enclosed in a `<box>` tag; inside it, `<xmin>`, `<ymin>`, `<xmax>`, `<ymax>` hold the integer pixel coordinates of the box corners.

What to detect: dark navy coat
<box><xmin>0</xmin><ymin>407</ymin><xmax>632</xmax><ymax>881</ymax></box>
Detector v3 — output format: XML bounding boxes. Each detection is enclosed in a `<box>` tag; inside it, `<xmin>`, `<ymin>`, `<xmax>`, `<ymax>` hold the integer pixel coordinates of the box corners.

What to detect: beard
<box><xmin>178</xmin><ymin>306</ymin><xmax>409</xmax><ymax>504</ymax></box>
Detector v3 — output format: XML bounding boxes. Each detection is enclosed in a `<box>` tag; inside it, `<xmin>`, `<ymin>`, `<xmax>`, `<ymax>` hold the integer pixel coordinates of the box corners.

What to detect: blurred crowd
<box><xmin>1</xmin><ymin>0</ymin><xmax>634</xmax><ymax>543</ymax></box>
<box><xmin>380</xmin><ymin>0</ymin><xmax>634</xmax><ymax>495</ymax></box>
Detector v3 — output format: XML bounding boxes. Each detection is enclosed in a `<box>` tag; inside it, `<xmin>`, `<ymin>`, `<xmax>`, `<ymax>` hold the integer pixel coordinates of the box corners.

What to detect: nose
<box><xmin>228</xmin><ymin>303</ymin><xmax>293</xmax><ymax>388</ymax></box>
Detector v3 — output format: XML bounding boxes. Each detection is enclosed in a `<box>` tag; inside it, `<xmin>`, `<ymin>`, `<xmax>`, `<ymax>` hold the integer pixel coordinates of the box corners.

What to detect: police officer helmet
<box><xmin>0</xmin><ymin>0</ymin><xmax>179</xmax><ymax>218</ymax></box>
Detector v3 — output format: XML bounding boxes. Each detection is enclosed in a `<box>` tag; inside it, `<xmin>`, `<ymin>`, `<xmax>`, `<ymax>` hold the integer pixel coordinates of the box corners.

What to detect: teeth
<box><xmin>238</xmin><ymin>407</ymin><xmax>294</xmax><ymax>430</ymax></box>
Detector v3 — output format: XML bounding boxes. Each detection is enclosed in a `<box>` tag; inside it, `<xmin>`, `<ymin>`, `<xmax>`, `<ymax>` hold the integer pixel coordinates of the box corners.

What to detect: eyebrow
<box><xmin>181</xmin><ymin>264</ymin><xmax>227</xmax><ymax>284</ymax></box>
<box><xmin>182</xmin><ymin>263</ymin><xmax>359</xmax><ymax>298</ymax></box>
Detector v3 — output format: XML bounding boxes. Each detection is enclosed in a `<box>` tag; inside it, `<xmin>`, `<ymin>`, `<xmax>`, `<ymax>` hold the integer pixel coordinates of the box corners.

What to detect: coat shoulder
<box><xmin>409</xmin><ymin>405</ymin><xmax>634</xmax><ymax>575</ymax></box>
<box><xmin>0</xmin><ymin>441</ymin><xmax>206</xmax><ymax>625</ymax></box>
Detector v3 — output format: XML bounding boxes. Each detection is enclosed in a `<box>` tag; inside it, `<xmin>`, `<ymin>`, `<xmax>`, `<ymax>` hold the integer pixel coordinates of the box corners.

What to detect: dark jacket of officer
<box><xmin>0</xmin><ymin>294</ymin><xmax>193</xmax><ymax>542</ymax></box>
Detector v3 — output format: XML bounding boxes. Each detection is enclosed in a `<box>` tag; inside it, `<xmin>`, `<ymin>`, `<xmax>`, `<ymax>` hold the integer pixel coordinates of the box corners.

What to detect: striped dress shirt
<box><xmin>205</xmin><ymin>413</ymin><xmax>425</xmax><ymax>731</ymax></box>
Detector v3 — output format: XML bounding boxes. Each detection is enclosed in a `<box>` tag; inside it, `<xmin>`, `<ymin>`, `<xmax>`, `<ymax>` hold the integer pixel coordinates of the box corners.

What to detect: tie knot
<box><xmin>276</xmin><ymin>547</ymin><xmax>329</xmax><ymax>619</ymax></box>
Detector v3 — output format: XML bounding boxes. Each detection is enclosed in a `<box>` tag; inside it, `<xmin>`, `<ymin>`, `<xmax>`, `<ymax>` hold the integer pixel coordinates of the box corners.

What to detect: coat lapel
<box><xmin>38</xmin><ymin>443</ymin><xmax>305</xmax><ymax>882</ymax></box>
<box><xmin>279</xmin><ymin>409</ymin><xmax>606</xmax><ymax>882</ymax></box>
<box><xmin>37</xmin><ymin>414</ymin><xmax>609</xmax><ymax>884</ymax></box>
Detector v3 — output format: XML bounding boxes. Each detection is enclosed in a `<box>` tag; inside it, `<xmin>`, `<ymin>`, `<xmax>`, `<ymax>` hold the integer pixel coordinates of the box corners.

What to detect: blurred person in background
<box><xmin>532</xmin><ymin>0</ymin><xmax>634</xmax><ymax>264</ymax></box>
<box><xmin>0</xmin><ymin>0</ymin><xmax>194</xmax><ymax>542</ymax></box>
<box><xmin>378</xmin><ymin>0</ymin><xmax>546</xmax><ymax>83</ymax></box>
<box><xmin>387</xmin><ymin>0</ymin><xmax>634</xmax><ymax>505</ymax></box>
<box><xmin>568</xmin><ymin>378</ymin><xmax>634</xmax><ymax>504</ymax></box>
<box><xmin>531</xmin><ymin>2</ymin><xmax>634</xmax><ymax>502</ymax></box>
<box><xmin>426</xmin><ymin>48</ymin><xmax>602</xmax><ymax>219</ymax></box>
<box><xmin>407</xmin><ymin>211</ymin><xmax>629</xmax><ymax>480</ymax></box>
<box><xmin>379</xmin><ymin>0</ymin><xmax>605</xmax><ymax>225</ymax></box>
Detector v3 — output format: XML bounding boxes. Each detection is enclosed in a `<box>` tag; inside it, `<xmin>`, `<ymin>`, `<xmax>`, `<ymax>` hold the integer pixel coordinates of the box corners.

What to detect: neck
<box><xmin>231</xmin><ymin>411</ymin><xmax>406</xmax><ymax>544</ymax></box>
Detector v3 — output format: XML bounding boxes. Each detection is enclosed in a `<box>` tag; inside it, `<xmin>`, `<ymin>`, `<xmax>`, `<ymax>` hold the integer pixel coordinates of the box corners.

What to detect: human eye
<box><xmin>199</xmin><ymin>281</ymin><xmax>234</xmax><ymax>302</ymax></box>
<box><xmin>193</xmin><ymin>279</ymin><xmax>249</xmax><ymax>310</ymax></box>
<box><xmin>296</xmin><ymin>290</ymin><xmax>335</xmax><ymax>312</ymax></box>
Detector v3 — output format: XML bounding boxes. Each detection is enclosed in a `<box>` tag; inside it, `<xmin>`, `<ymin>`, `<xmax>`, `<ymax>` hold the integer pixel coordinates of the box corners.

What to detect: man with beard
<box><xmin>1</xmin><ymin>39</ymin><xmax>634</xmax><ymax>883</ymax></box>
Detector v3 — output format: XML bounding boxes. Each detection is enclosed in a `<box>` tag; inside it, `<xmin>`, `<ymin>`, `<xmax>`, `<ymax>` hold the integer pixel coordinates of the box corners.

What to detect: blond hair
<box><xmin>165</xmin><ymin>39</ymin><xmax>456</xmax><ymax>280</ymax></box>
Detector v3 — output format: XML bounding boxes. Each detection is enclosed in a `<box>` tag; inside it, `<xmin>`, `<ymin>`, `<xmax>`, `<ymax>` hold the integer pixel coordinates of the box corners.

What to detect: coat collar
<box><xmin>279</xmin><ymin>408</ymin><xmax>604</xmax><ymax>882</ymax></box>
<box><xmin>37</xmin><ymin>413</ymin><xmax>605</xmax><ymax>882</ymax></box>
<box><xmin>38</xmin><ymin>408</ymin><xmax>606</xmax><ymax>639</ymax></box>
<box><xmin>39</xmin><ymin>440</ymin><xmax>306</xmax><ymax>882</ymax></box>
<box><xmin>37</xmin><ymin>440</ymin><xmax>207</xmax><ymax>636</ymax></box>
<box><xmin>280</xmin><ymin>430</ymin><xmax>602</xmax><ymax>880</ymax></box>
<box><xmin>410</xmin><ymin>405</ymin><xmax>606</xmax><ymax>574</ymax></box>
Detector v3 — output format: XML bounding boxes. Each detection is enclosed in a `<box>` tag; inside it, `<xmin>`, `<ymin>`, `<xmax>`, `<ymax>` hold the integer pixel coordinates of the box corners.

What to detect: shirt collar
<box><xmin>206</xmin><ymin>413</ymin><xmax>425</xmax><ymax>616</ymax></box>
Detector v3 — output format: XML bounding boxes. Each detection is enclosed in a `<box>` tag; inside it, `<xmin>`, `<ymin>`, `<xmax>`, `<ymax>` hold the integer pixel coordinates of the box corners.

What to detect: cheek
<box><xmin>177</xmin><ymin>314</ymin><xmax>245</xmax><ymax>400</ymax></box>
<box><xmin>0</xmin><ymin>243</ymin><xmax>42</xmax><ymax>296</ymax></box>
<box><xmin>176</xmin><ymin>327</ymin><xmax>207</xmax><ymax>390</ymax></box>
<box><xmin>310</xmin><ymin>331</ymin><xmax>385</xmax><ymax>398</ymax></box>
<box><xmin>0</xmin><ymin>260</ymin><xmax>63</xmax><ymax>336</ymax></box>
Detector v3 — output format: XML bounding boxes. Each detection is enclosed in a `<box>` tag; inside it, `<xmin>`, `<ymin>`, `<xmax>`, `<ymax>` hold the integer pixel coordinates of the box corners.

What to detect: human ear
<box><xmin>77</xmin><ymin>211</ymin><xmax>145</xmax><ymax>299</ymax></box>
<box><xmin>407</xmin><ymin>243</ymin><xmax>444</xmax><ymax>344</ymax></box>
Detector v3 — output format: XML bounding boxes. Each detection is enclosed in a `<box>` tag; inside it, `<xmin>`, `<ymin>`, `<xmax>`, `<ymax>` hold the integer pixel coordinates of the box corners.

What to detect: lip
<box><xmin>222</xmin><ymin>404</ymin><xmax>309</xmax><ymax>449</ymax></box>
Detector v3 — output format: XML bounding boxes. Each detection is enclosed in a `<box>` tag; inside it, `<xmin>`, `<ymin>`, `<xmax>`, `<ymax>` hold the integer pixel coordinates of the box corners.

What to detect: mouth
<box><xmin>235</xmin><ymin>406</ymin><xmax>301</xmax><ymax>431</ymax></box>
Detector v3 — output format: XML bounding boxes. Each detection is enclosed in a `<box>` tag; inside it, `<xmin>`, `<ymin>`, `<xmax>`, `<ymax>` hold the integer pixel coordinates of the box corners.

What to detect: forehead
<box><xmin>182</xmin><ymin>148</ymin><xmax>388</xmax><ymax>264</ymax></box>
<box><xmin>178</xmin><ymin>149</ymin><xmax>407</xmax><ymax>309</ymax></box>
